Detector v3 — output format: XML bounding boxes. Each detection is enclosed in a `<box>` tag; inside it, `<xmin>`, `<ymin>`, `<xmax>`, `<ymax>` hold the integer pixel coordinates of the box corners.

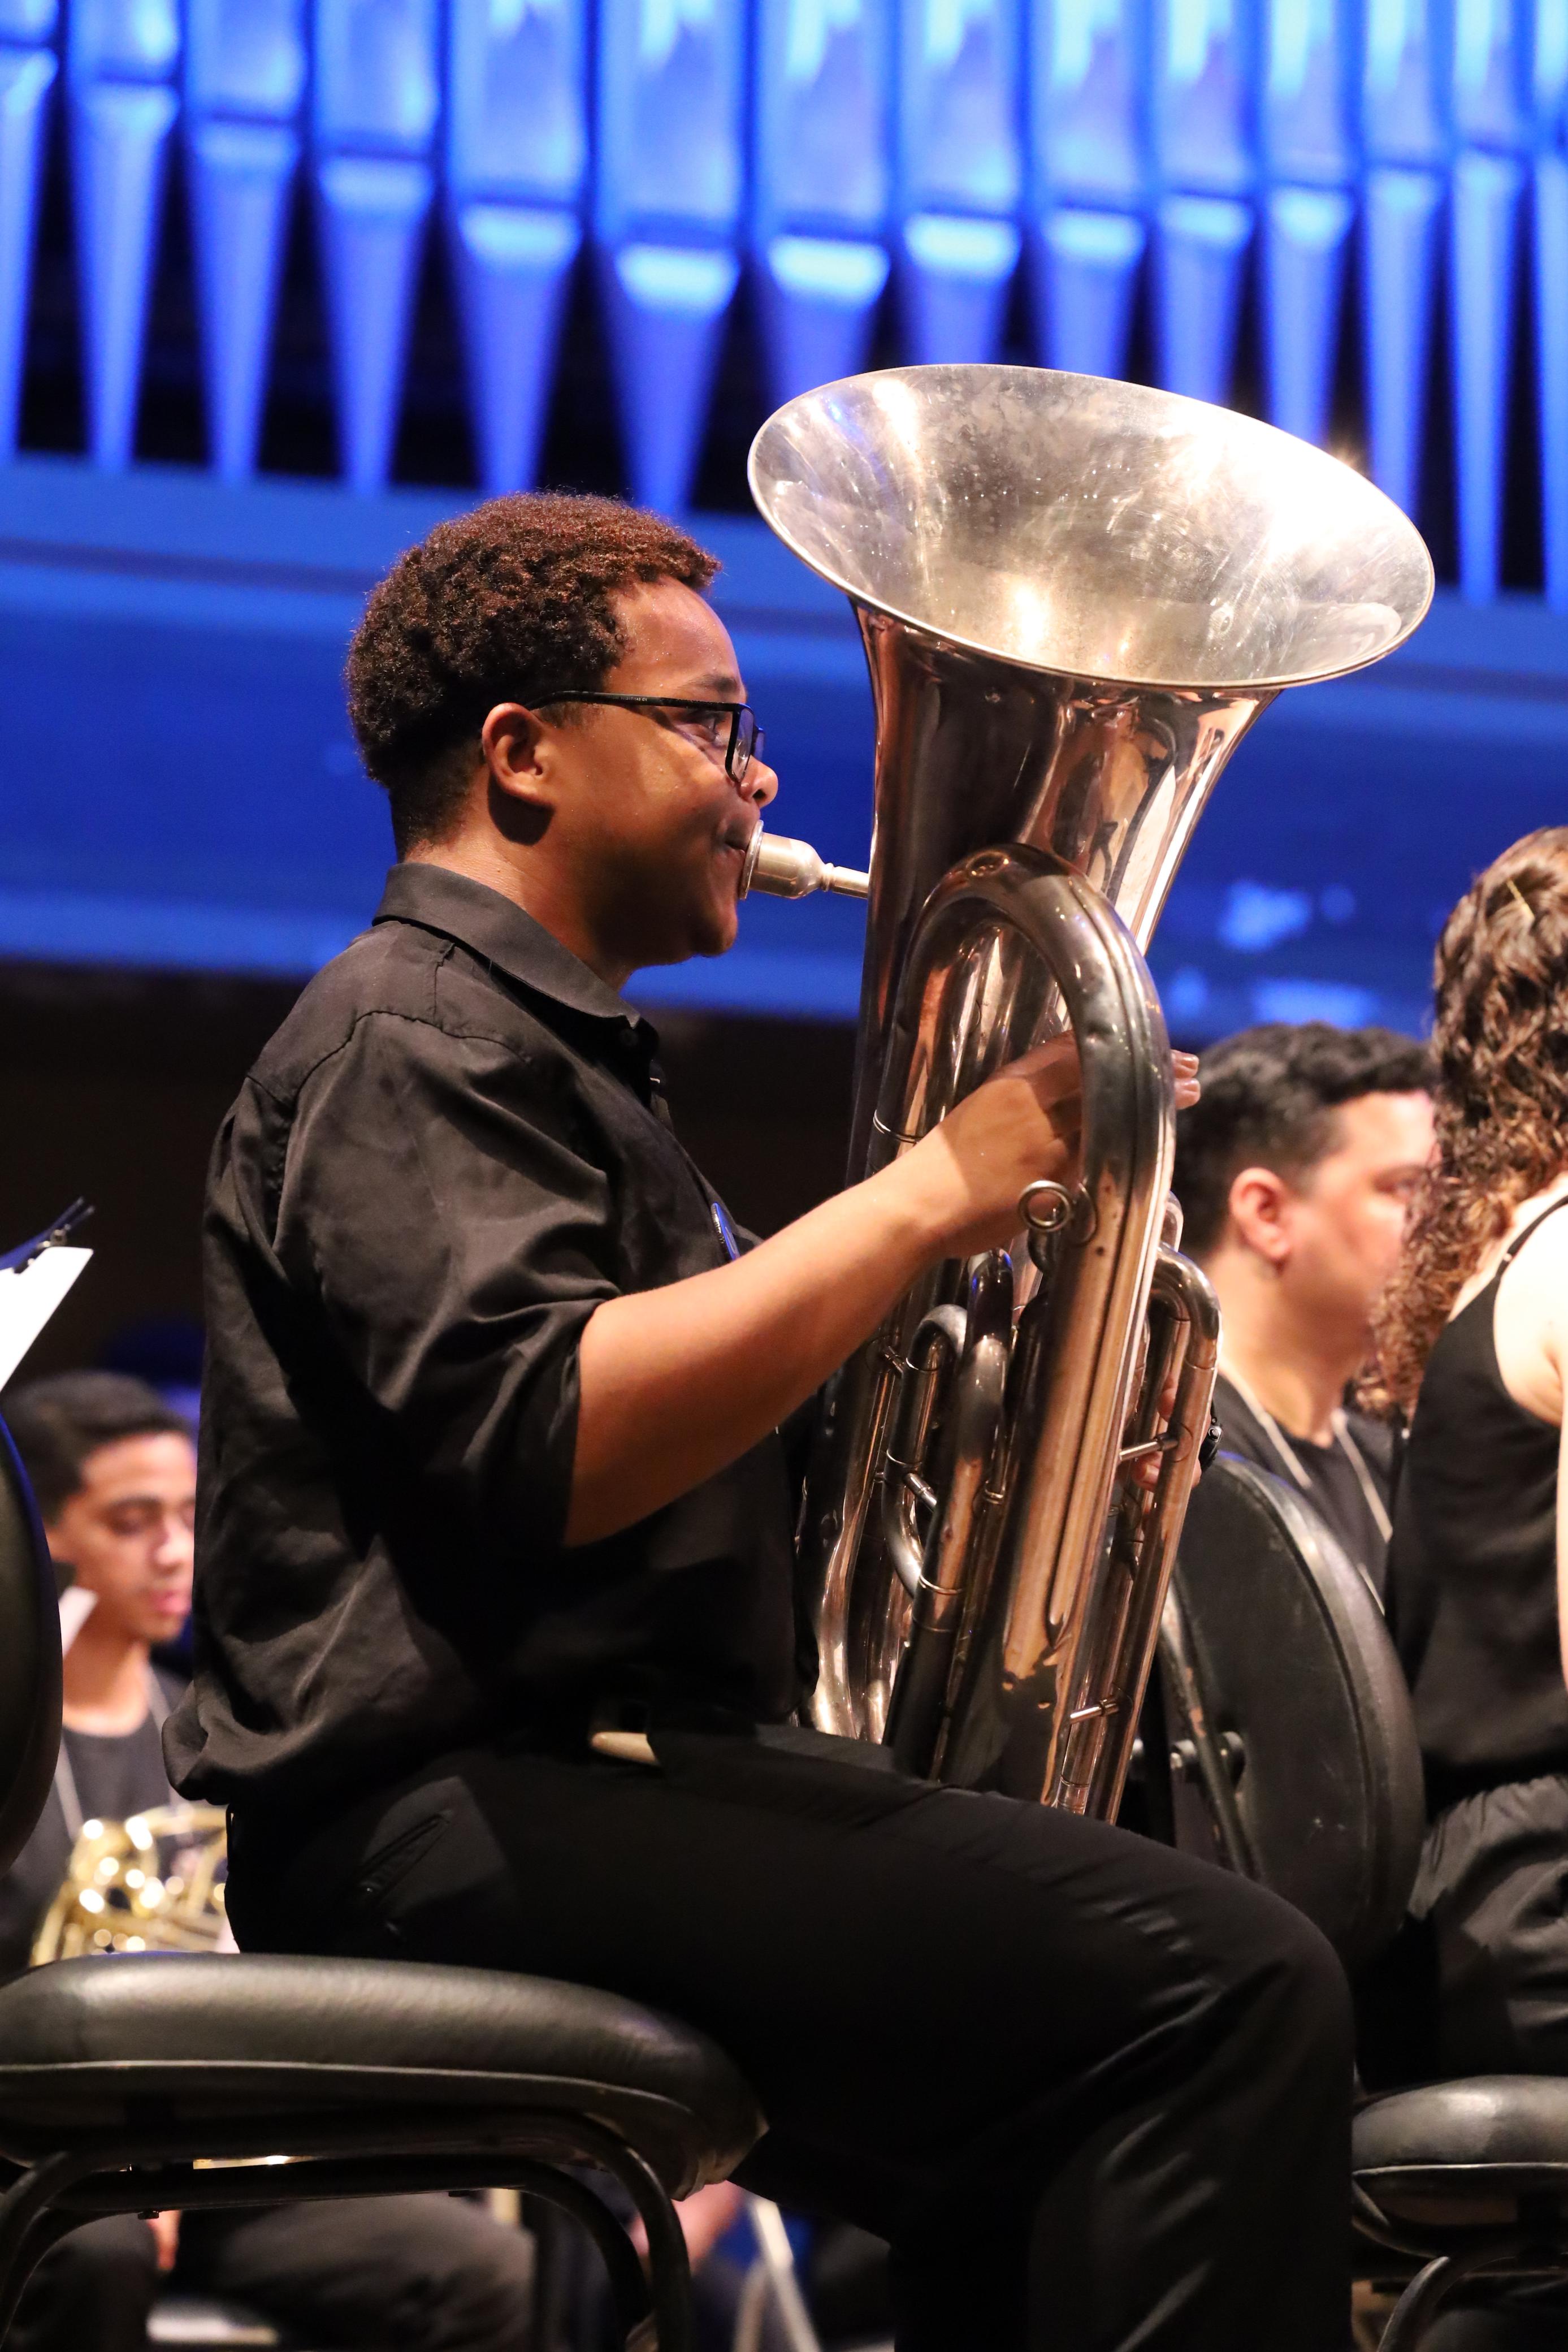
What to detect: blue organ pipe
<box><xmin>1452</xmin><ymin>0</ymin><xmax>1530</xmax><ymax>150</ymax></box>
<box><xmin>1151</xmin><ymin>7</ymin><xmax>1254</xmax><ymax>414</ymax></box>
<box><xmin>1537</xmin><ymin>1</ymin><xmax>1568</xmax><ymax>138</ymax></box>
<box><xmin>596</xmin><ymin>0</ymin><xmax>744</xmax><ymax>509</ymax></box>
<box><xmin>1536</xmin><ymin>152</ymin><xmax>1568</xmax><ymax>611</ymax></box>
<box><xmin>452</xmin><ymin>206</ymin><xmax>581</xmax><ymax>495</ymax></box>
<box><xmin>756</xmin><ymin>235</ymin><xmax>889</xmax><ymax>403</ymax></box>
<box><xmin>1034</xmin><ymin>206</ymin><xmax>1145</xmax><ymax>377</ymax></box>
<box><xmin>188</xmin><ymin>121</ymin><xmax>298</xmax><ymax>479</ymax></box>
<box><xmin>1450</xmin><ymin>146</ymin><xmax>1524</xmax><ymax>601</ymax></box>
<box><xmin>68</xmin><ymin>0</ymin><xmax>179</xmax><ymax>472</ymax></box>
<box><xmin>68</xmin><ymin>0</ymin><xmax>177</xmax><ymax>79</ymax></box>
<box><xmin>1361</xmin><ymin>0</ymin><xmax>1450</xmax><ymax>164</ymax></box>
<box><xmin>1260</xmin><ymin>4</ymin><xmax>1355</xmax><ymax>449</ymax></box>
<box><xmin>1262</xmin><ymin>0</ymin><xmax>1356</xmax><ymax>185</ymax></box>
<box><xmin>1028</xmin><ymin>5</ymin><xmax>1144</xmax><ymax>380</ymax></box>
<box><xmin>447</xmin><ymin>0</ymin><xmax>587</xmax><ymax>493</ymax></box>
<box><xmin>314</xmin><ymin>0</ymin><xmax>437</xmax><ymax>154</ymax></box>
<box><xmin>1357</xmin><ymin>0</ymin><xmax>1447</xmax><ymax>528</ymax></box>
<box><xmin>1362</xmin><ymin>166</ymin><xmax>1444</xmax><ymax>514</ymax></box>
<box><xmin>1263</xmin><ymin>186</ymin><xmax>1354</xmax><ymax>445</ymax></box>
<box><xmin>313</xmin><ymin>0</ymin><xmax>439</xmax><ymax>494</ymax></box>
<box><xmin>187</xmin><ymin>0</ymin><xmax>305</xmax><ymax>115</ymax></box>
<box><xmin>316</xmin><ymin>154</ymin><xmax>432</xmax><ymax>494</ymax></box>
<box><xmin>1151</xmin><ymin>0</ymin><xmax>1258</xmax><ymax>198</ymax></box>
<box><xmin>185</xmin><ymin>1</ymin><xmax>305</xmax><ymax>482</ymax></box>
<box><xmin>898</xmin><ymin>0</ymin><xmax>1022</xmax><ymax>364</ymax></box>
<box><xmin>601</xmin><ymin>242</ymin><xmax>739</xmax><ymax>511</ymax></box>
<box><xmin>753</xmin><ymin>0</ymin><xmax>891</xmax><ymax>406</ymax></box>
<box><xmin>1029</xmin><ymin>0</ymin><xmax>1145</xmax><ymax>209</ymax></box>
<box><xmin>0</xmin><ymin>42</ymin><xmax>54</xmax><ymax>456</ymax></box>
<box><xmin>1155</xmin><ymin>192</ymin><xmax>1251</xmax><ymax>404</ymax></box>
<box><xmin>902</xmin><ymin>213</ymin><xmax>1017</xmax><ymax>364</ymax></box>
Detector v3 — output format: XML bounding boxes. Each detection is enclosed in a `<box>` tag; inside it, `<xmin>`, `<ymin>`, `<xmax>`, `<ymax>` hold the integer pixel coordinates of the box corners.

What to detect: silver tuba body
<box><xmin>747</xmin><ymin>365</ymin><xmax>1432</xmax><ymax>1814</ymax></box>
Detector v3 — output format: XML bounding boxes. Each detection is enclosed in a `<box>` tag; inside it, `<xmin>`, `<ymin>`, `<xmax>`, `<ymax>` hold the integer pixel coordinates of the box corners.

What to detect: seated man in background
<box><xmin>0</xmin><ymin>1370</ymin><xmax>539</xmax><ymax>2352</ymax></box>
<box><xmin>1172</xmin><ymin>1023</ymin><xmax>1433</xmax><ymax>1596</ymax></box>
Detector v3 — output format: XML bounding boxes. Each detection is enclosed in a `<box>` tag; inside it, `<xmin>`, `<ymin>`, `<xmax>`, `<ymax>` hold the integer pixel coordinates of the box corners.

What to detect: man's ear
<box><xmin>1227</xmin><ymin>1165</ymin><xmax>1296</xmax><ymax>1272</ymax></box>
<box><xmin>479</xmin><ymin>702</ymin><xmax>558</xmax><ymax>844</ymax></box>
<box><xmin>480</xmin><ymin>703</ymin><xmax>555</xmax><ymax>808</ymax></box>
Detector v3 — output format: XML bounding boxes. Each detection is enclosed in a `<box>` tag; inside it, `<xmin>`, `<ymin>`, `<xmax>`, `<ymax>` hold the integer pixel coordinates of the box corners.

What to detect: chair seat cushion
<box><xmin>0</xmin><ymin>1955</ymin><xmax>764</xmax><ymax>2193</ymax></box>
<box><xmin>1355</xmin><ymin>2076</ymin><xmax>1568</xmax><ymax>2227</ymax></box>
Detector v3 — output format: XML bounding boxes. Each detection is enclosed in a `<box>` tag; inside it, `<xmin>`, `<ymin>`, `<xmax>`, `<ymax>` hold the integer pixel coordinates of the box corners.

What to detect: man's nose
<box><xmin>155</xmin><ymin>1515</ymin><xmax>194</xmax><ymax>1570</ymax></box>
<box><xmin>748</xmin><ymin>758</ymin><xmax>779</xmax><ymax>810</ymax></box>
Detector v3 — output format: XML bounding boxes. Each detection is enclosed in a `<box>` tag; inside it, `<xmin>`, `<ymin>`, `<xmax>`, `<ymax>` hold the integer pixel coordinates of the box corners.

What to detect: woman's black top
<box><xmin>1389</xmin><ymin>1195</ymin><xmax>1568</xmax><ymax>1813</ymax></box>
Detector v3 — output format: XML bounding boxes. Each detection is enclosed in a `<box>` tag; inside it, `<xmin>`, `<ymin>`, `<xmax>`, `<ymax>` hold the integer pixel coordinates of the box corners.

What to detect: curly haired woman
<box><xmin>1370</xmin><ymin>827</ymin><xmax>1568</xmax><ymax>2082</ymax></box>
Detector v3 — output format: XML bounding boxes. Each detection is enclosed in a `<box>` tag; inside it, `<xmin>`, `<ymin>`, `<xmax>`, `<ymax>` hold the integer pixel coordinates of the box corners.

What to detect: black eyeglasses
<box><xmin>528</xmin><ymin>693</ymin><xmax>764</xmax><ymax>784</ymax></box>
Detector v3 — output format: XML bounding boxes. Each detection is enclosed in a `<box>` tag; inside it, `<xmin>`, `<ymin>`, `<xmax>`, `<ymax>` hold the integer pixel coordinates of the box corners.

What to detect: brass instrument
<box><xmin>745</xmin><ymin>364</ymin><xmax>1432</xmax><ymax>1813</ymax></box>
<box><xmin>32</xmin><ymin>1804</ymin><xmax>231</xmax><ymax>1962</ymax></box>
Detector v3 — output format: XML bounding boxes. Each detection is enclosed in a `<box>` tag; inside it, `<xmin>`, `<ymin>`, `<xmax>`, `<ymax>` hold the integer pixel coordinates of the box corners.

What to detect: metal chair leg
<box><xmin>0</xmin><ymin>2150</ymin><xmax>113</xmax><ymax>2344</ymax></box>
<box><xmin>604</xmin><ymin>2143</ymin><xmax>694</xmax><ymax>2352</ymax></box>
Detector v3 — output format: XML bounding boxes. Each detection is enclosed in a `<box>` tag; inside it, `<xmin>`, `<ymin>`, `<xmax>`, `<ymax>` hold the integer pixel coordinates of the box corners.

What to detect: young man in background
<box><xmin>1173</xmin><ymin>1022</ymin><xmax>1433</xmax><ymax>1594</ymax></box>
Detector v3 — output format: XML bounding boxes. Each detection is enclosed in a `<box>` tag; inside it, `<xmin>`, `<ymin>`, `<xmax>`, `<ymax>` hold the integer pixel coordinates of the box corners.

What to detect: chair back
<box><xmin>0</xmin><ymin>1416</ymin><xmax>62</xmax><ymax>1875</ymax></box>
<box><xmin>1168</xmin><ymin>1454</ymin><xmax>1424</xmax><ymax>1970</ymax></box>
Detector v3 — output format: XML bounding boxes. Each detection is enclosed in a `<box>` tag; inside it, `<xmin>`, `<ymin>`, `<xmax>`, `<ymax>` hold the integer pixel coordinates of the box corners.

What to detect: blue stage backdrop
<box><xmin>0</xmin><ymin>2</ymin><xmax>1565</xmax><ymax>1036</ymax></box>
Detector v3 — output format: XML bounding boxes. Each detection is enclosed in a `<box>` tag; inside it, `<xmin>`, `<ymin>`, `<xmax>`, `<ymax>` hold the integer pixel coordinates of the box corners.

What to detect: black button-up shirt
<box><xmin>166</xmin><ymin>863</ymin><xmax>807</xmax><ymax>1828</ymax></box>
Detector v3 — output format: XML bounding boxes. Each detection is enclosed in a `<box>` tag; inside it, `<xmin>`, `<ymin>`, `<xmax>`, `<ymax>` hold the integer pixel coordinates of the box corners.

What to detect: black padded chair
<box><xmin>0</xmin><ymin>1418</ymin><xmax>763</xmax><ymax>2351</ymax></box>
<box><xmin>1167</xmin><ymin>1455</ymin><xmax>1568</xmax><ymax>2350</ymax></box>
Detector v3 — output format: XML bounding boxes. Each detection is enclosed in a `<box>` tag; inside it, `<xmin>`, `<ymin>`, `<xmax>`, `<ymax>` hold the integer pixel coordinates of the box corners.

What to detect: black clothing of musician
<box><xmin>172</xmin><ymin>514</ymin><xmax>1352</xmax><ymax>2352</ymax></box>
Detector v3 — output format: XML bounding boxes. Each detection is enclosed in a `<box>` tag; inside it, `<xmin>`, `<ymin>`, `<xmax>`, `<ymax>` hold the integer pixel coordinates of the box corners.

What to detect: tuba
<box><xmin>742</xmin><ymin>365</ymin><xmax>1432</xmax><ymax>1814</ymax></box>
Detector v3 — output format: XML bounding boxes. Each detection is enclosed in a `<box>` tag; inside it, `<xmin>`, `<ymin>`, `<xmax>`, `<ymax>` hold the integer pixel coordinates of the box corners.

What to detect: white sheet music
<box><xmin>0</xmin><ymin>1246</ymin><xmax>92</xmax><ymax>1390</ymax></box>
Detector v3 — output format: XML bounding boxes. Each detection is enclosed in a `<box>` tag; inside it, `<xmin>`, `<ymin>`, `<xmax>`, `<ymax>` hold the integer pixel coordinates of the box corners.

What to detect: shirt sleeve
<box><xmin>259</xmin><ymin>1013</ymin><xmax>621</xmax><ymax>1563</ymax></box>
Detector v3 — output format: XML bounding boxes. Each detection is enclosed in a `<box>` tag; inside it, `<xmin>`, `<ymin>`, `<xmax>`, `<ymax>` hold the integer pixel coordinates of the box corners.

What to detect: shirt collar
<box><xmin>372</xmin><ymin>862</ymin><xmax>641</xmax><ymax>1030</ymax></box>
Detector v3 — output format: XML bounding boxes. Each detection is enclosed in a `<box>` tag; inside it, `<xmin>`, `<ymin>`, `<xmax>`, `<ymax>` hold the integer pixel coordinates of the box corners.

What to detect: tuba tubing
<box><xmin>800</xmin><ymin>845</ymin><xmax>1211</xmax><ymax>1808</ymax></box>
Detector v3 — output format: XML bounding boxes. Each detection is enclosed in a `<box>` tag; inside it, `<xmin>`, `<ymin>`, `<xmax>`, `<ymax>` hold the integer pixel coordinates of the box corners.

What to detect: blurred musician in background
<box><xmin>167</xmin><ymin>491</ymin><xmax>1355</xmax><ymax>2352</ymax></box>
<box><xmin>1368</xmin><ymin>830</ymin><xmax>1568</xmax><ymax>2089</ymax></box>
<box><xmin>1173</xmin><ymin>1023</ymin><xmax>1433</xmax><ymax>1594</ymax></box>
<box><xmin>0</xmin><ymin>1372</ymin><xmax>539</xmax><ymax>2352</ymax></box>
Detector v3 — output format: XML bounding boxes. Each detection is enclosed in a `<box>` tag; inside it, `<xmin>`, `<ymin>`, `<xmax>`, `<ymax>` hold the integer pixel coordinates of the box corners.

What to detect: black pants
<box><xmin>229</xmin><ymin>1730</ymin><xmax>1353</xmax><ymax>2352</ymax></box>
<box><xmin>1409</xmin><ymin>1774</ymin><xmax>1568</xmax><ymax>2076</ymax></box>
<box><xmin>7</xmin><ymin>2192</ymin><xmax>537</xmax><ymax>2352</ymax></box>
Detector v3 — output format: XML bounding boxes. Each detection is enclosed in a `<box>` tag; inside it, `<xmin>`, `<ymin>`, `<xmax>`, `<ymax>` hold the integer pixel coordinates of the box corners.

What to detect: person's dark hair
<box><xmin>346</xmin><ymin>492</ymin><xmax>720</xmax><ymax>853</ymax></box>
<box><xmin>1173</xmin><ymin>1021</ymin><xmax>1433</xmax><ymax>1261</ymax></box>
<box><xmin>1</xmin><ymin>1372</ymin><xmax>189</xmax><ymax>1521</ymax></box>
<box><xmin>1366</xmin><ymin>828</ymin><xmax>1568</xmax><ymax>1415</ymax></box>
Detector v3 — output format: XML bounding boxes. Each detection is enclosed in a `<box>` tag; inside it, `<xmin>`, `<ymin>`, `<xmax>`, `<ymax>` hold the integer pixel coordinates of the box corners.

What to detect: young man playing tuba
<box><xmin>170</xmin><ymin>493</ymin><xmax>1353</xmax><ymax>2352</ymax></box>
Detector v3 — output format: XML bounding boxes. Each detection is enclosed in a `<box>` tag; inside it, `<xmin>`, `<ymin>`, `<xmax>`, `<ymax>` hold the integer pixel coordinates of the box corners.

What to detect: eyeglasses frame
<box><xmin>525</xmin><ymin>692</ymin><xmax>763</xmax><ymax>784</ymax></box>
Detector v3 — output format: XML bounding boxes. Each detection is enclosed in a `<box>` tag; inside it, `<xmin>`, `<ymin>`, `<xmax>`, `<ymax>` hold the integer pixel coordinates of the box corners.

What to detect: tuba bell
<box><xmin>745</xmin><ymin>365</ymin><xmax>1432</xmax><ymax>1815</ymax></box>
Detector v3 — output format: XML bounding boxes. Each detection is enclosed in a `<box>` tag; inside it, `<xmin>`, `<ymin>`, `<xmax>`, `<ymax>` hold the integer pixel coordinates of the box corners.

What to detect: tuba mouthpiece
<box><xmin>738</xmin><ymin>827</ymin><xmax>870</xmax><ymax>902</ymax></box>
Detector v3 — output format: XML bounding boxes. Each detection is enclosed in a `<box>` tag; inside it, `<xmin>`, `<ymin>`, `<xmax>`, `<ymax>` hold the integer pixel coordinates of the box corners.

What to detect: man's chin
<box><xmin>625</xmin><ymin>910</ymin><xmax>738</xmax><ymax>972</ymax></box>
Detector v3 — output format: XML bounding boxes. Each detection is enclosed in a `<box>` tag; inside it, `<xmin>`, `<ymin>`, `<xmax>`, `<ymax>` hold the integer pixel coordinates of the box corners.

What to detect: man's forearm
<box><xmin>564</xmin><ymin>1157</ymin><xmax>951</xmax><ymax>1545</ymax></box>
